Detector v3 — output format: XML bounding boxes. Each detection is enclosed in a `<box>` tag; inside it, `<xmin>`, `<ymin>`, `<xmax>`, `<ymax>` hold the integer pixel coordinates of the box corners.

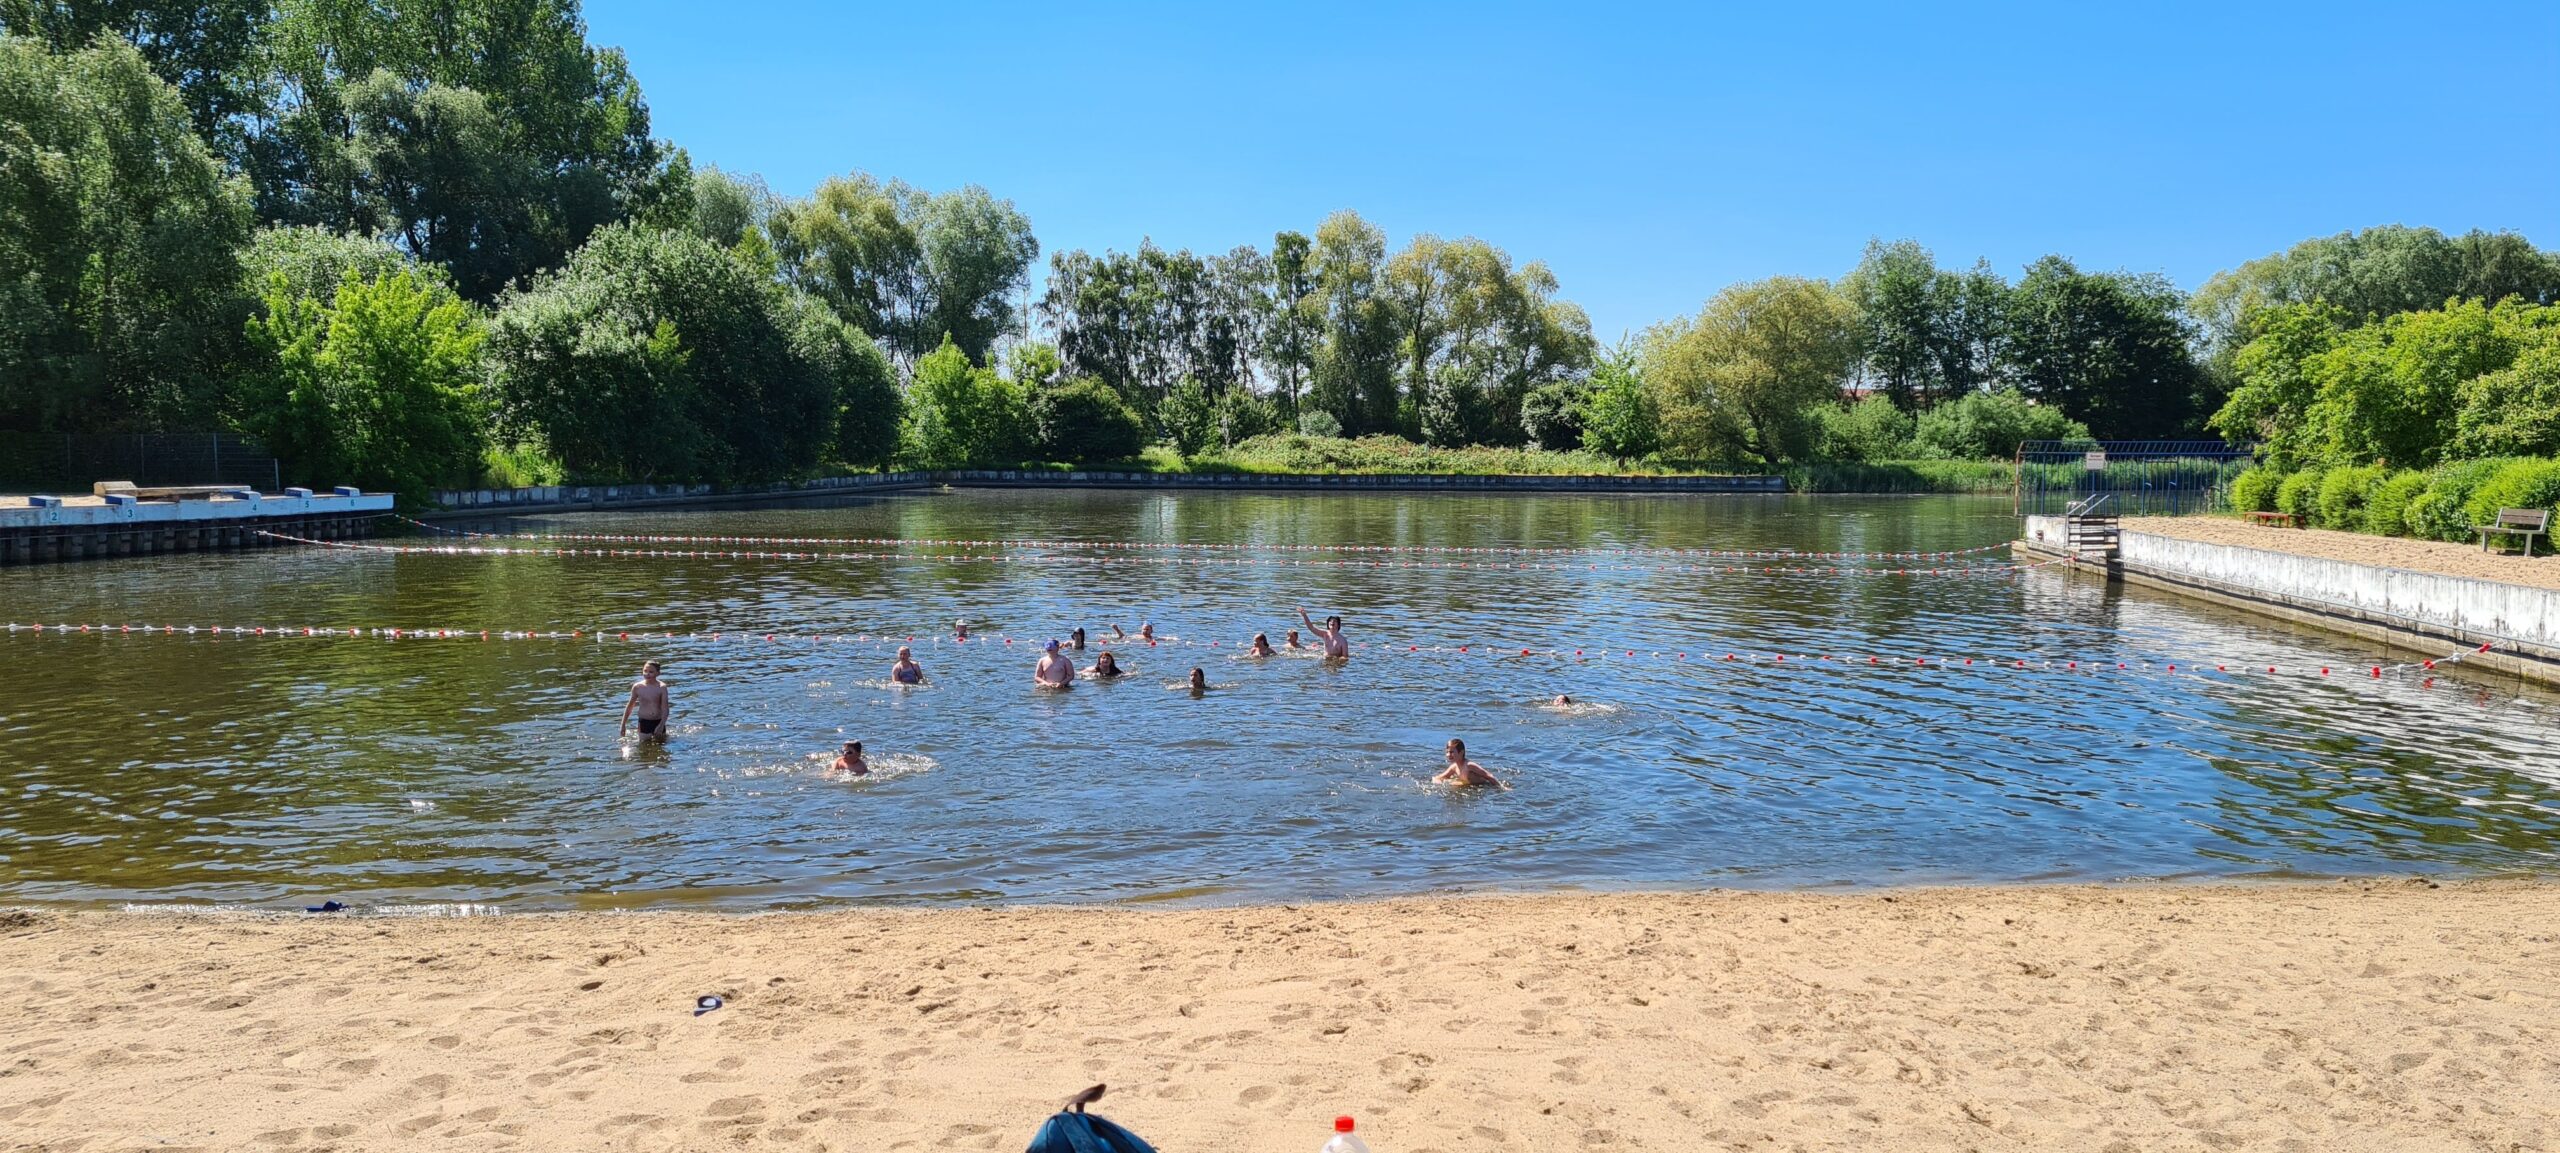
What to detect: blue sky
<box><xmin>585</xmin><ymin>1</ymin><xmax>2559</xmax><ymax>341</ymax></box>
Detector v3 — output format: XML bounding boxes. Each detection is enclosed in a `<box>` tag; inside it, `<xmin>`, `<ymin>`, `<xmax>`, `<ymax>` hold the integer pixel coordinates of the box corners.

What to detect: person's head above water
<box><xmin>1095</xmin><ymin>651</ymin><xmax>1119</xmax><ymax>672</ymax></box>
<box><xmin>1188</xmin><ymin>667</ymin><xmax>1207</xmax><ymax>688</ymax></box>
<box><xmin>1326</xmin><ymin>615</ymin><xmax>1343</xmax><ymax>629</ymax></box>
<box><xmin>1044</xmin><ymin>639</ymin><xmax>1061</xmax><ymax>653</ymax></box>
<box><xmin>1553</xmin><ymin>694</ymin><xmax>1572</xmax><ymax>706</ymax></box>
<box><xmin>1446</xmin><ymin>738</ymin><xmax>1468</xmax><ymax>762</ymax></box>
<box><xmin>896</xmin><ymin>646</ymin><xmax>913</xmax><ymax>660</ymax></box>
<box><xmin>842</xmin><ymin>740</ymin><xmax>862</xmax><ymax>755</ymax></box>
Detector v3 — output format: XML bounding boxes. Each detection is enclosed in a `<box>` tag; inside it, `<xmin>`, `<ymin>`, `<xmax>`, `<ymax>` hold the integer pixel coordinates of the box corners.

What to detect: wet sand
<box><xmin>2125</xmin><ymin>515</ymin><xmax>2560</xmax><ymax>591</ymax></box>
<box><xmin>3</xmin><ymin>883</ymin><xmax>2554</xmax><ymax>1152</ymax></box>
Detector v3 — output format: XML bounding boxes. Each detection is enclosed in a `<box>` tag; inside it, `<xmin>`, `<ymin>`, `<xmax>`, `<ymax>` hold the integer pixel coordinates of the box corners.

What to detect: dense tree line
<box><xmin>6</xmin><ymin>3</ymin><xmax>2558</xmax><ymax>507</ymax></box>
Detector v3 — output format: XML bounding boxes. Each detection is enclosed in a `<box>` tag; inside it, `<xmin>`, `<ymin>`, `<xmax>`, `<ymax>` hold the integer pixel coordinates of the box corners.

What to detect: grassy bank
<box><xmin>1025</xmin><ymin>435</ymin><xmax>2017</xmax><ymax>493</ymax></box>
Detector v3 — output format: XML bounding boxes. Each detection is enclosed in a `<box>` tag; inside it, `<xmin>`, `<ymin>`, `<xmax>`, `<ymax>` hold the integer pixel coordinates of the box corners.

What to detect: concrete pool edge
<box><xmin>2017</xmin><ymin>515</ymin><xmax>2560</xmax><ymax>688</ymax></box>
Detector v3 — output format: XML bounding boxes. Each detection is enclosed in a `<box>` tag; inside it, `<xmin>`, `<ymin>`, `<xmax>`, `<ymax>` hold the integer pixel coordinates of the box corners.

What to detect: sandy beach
<box><xmin>3</xmin><ymin>884</ymin><xmax>2554</xmax><ymax>1152</ymax></box>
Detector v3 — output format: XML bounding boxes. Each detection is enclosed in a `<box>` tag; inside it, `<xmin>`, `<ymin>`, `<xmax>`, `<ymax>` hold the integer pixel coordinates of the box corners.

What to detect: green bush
<box><xmin>1911</xmin><ymin>388</ymin><xmax>2089</xmax><ymax>459</ymax></box>
<box><xmin>2362</xmin><ymin>469</ymin><xmax>2428</xmax><ymax>536</ymax></box>
<box><xmin>1811</xmin><ymin>395</ymin><xmax>1915</xmax><ymax>461</ymax></box>
<box><xmin>2314</xmin><ymin>464</ymin><xmax>2387</xmax><ymax>530</ymax></box>
<box><xmin>2226</xmin><ymin>466</ymin><xmax>2282</xmax><ymax>513</ymax></box>
<box><xmin>1034</xmin><ymin>379</ymin><xmax>1146</xmax><ymax>464</ymax></box>
<box><xmin>2462</xmin><ymin>458</ymin><xmax>2560</xmax><ymax>532</ymax></box>
<box><xmin>2274</xmin><ymin>467</ymin><xmax>2327</xmax><ymax>523</ymax></box>
<box><xmin>2404</xmin><ymin>457</ymin><xmax>2516</xmax><ymax>541</ymax></box>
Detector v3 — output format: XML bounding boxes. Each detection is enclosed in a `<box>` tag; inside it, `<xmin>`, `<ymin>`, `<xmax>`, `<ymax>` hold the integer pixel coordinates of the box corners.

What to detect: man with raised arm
<box><xmin>1297</xmin><ymin>607</ymin><xmax>1350</xmax><ymax>660</ymax></box>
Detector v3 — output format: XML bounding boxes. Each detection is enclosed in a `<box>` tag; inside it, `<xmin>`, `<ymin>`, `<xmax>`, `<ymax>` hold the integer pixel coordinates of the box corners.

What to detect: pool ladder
<box><xmin>2063</xmin><ymin>495</ymin><xmax>2120</xmax><ymax>559</ymax></box>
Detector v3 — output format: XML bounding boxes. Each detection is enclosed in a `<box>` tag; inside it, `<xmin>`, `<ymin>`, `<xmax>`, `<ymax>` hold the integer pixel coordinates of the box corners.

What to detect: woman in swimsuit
<box><xmin>891</xmin><ymin>646</ymin><xmax>924</xmax><ymax>684</ymax></box>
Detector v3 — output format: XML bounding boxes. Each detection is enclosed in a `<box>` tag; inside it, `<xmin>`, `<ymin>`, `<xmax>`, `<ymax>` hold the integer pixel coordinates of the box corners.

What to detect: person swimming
<box><xmin>1070</xmin><ymin>626</ymin><xmax>1087</xmax><ymax>651</ymax></box>
<box><xmin>831</xmin><ymin>740</ymin><xmax>868</xmax><ymax>776</ymax></box>
<box><xmin>1247</xmin><ymin>633</ymin><xmax>1276</xmax><ymax>657</ymax></box>
<box><xmin>891</xmin><ymin>646</ymin><xmax>924</xmax><ymax>684</ymax></box>
<box><xmin>1433</xmin><ymin>738</ymin><xmax>1502</xmax><ymax>788</ymax></box>
<box><xmin>1285</xmin><ymin>628</ymin><xmax>1304</xmax><ymax>650</ymax></box>
<box><xmin>1035</xmin><ymin>639</ymin><xmax>1076</xmax><ymax>688</ymax></box>
<box><xmin>1552</xmin><ymin>693</ymin><xmax>1573</xmax><ymax>707</ymax></box>
<box><xmin>954</xmin><ymin>619</ymin><xmax>970</xmax><ymax>641</ymax></box>
<box><xmin>1137</xmin><ymin>622</ymin><xmax>1156</xmax><ymax>642</ymax></box>
<box><xmin>1297</xmin><ymin>607</ymin><xmax>1350</xmax><ymax>659</ymax></box>
<box><xmin>1187</xmin><ymin>667</ymin><xmax>1208</xmax><ymax>697</ymax></box>
<box><xmin>1091</xmin><ymin>651</ymin><xmax>1127</xmax><ymax>679</ymax></box>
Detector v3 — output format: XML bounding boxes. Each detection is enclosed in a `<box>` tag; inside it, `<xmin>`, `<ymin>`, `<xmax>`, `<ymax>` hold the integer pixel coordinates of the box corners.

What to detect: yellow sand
<box><xmin>3</xmin><ymin>883</ymin><xmax>2554</xmax><ymax>1152</ymax></box>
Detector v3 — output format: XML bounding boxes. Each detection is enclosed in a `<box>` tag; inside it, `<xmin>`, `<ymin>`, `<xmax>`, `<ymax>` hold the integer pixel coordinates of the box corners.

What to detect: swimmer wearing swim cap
<box><xmin>1035</xmin><ymin>639</ymin><xmax>1076</xmax><ymax>687</ymax></box>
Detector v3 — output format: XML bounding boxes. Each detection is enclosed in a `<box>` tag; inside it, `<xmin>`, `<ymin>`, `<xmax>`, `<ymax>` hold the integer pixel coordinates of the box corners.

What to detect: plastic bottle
<box><xmin>1322</xmin><ymin>1115</ymin><xmax>1371</xmax><ymax>1153</ymax></box>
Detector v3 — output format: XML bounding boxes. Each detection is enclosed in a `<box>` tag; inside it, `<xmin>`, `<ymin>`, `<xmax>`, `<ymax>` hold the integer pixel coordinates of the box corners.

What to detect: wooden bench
<box><xmin>2247</xmin><ymin>510</ymin><xmax>2299</xmax><ymax>528</ymax></box>
<box><xmin>2475</xmin><ymin>507</ymin><xmax>2550</xmax><ymax>556</ymax></box>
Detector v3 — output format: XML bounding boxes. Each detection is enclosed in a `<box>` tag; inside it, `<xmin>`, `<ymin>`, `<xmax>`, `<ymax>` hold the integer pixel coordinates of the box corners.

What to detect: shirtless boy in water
<box><xmin>1433</xmin><ymin>738</ymin><xmax>1502</xmax><ymax>788</ymax></box>
<box><xmin>620</xmin><ymin>661</ymin><xmax>670</xmax><ymax>741</ymax></box>
<box><xmin>1247</xmin><ymin>633</ymin><xmax>1276</xmax><ymax>657</ymax></box>
<box><xmin>1035</xmin><ymin>640</ymin><xmax>1077</xmax><ymax>688</ymax></box>
<box><xmin>831</xmin><ymin>740</ymin><xmax>868</xmax><ymax>776</ymax></box>
<box><xmin>1297</xmin><ymin>608</ymin><xmax>1350</xmax><ymax>659</ymax></box>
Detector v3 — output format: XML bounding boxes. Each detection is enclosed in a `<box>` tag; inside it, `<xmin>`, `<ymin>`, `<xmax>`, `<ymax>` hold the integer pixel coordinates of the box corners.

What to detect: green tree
<box><xmin>234</xmin><ymin>265</ymin><xmax>488</xmax><ymax>505</ymax></box>
<box><xmin>687</xmin><ymin>164</ymin><xmax>772</xmax><ymax>249</ymax></box>
<box><xmin>0</xmin><ymin>35</ymin><xmax>252</xmax><ymax>431</ymax></box>
<box><xmin>238</xmin><ymin>225</ymin><xmax>418</xmax><ymax>306</ymax></box>
<box><xmin>252</xmin><ymin>0</ymin><xmax>667</xmax><ymax>301</ymax></box>
<box><xmin>487</xmin><ymin>224</ymin><xmax>839</xmax><ymax>482</ymax></box>
<box><xmin>1845</xmin><ymin>239</ymin><xmax>1936</xmax><ymax>409</ymax></box>
<box><xmin>1643</xmin><ymin>277</ymin><xmax>1861</xmax><ymax>464</ymax></box>
<box><xmin>1910</xmin><ymin>388</ymin><xmax>2088</xmax><ymax>459</ymax></box>
<box><xmin>771</xmin><ymin>172</ymin><xmax>1037</xmax><ymax>367</ymax></box>
<box><xmin>2451</xmin><ymin>332</ymin><xmax>2560</xmax><ymax>459</ymax></box>
<box><xmin>0</xmin><ymin>0</ymin><xmax>269</xmax><ymax>164</ymax></box>
<box><xmin>2003</xmin><ymin>256</ymin><xmax>2202</xmax><ymax>438</ymax></box>
<box><xmin>1160</xmin><ymin>375</ymin><xmax>1216</xmax><ymax>456</ymax></box>
<box><xmin>2298</xmin><ymin>298</ymin><xmax>2545</xmax><ymax>469</ymax></box>
<box><xmin>1578</xmin><ymin>342</ymin><xmax>1659</xmax><ymax>459</ymax></box>
<box><xmin>1308</xmin><ymin>210</ymin><xmax>1398</xmax><ymax>435</ymax></box>
<box><xmin>900</xmin><ymin>335</ymin><xmax>1027</xmax><ymax>467</ymax></box>
<box><xmin>2206</xmin><ymin>303</ymin><xmax>2347</xmax><ymax>468</ymax></box>
<box><xmin>2189</xmin><ymin>225</ymin><xmax>2560</xmax><ymax>369</ymax></box>
<box><xmin>1811</xmin><ymin>394</ymin><xmax>1915</xmax><ymax>460</ymax></box>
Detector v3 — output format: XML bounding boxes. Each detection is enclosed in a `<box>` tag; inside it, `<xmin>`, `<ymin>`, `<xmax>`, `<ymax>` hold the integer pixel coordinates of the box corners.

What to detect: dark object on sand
<box><xmin>694</xmin><ymin>995</ymin><xmax>724</xmax><ymax>1016</ymax></box>
<box><xmin>1026</xmin><ymin>1084</ymin><xmax>1156</xmax><ymax>1153</ymax></box>
<box><xmin>304</xmin><ymin>900</ymin><xmax>346</xmax><ymax>913</ymax></box>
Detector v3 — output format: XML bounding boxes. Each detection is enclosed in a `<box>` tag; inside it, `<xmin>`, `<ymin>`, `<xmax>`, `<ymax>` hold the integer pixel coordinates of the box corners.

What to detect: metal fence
<box><xmin>0</xmin><ymin>432</ymin><xmax>280</xmax><ymax>494</ymax></box>
<box><xmin>2013</xmin><ymin>439</ymin><xmax>2256</xmax><ymax>517</ymax></box>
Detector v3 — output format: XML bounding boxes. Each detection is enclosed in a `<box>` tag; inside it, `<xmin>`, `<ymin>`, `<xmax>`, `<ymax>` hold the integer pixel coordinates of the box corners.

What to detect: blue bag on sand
<box><xmin>1025</xmin><ymin>1110</ymin><xmax>1157</xmax><ymax>1153</ymax></box>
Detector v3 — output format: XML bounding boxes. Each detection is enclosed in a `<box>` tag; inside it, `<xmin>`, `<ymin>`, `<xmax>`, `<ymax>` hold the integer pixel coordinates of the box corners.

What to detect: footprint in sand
<box><xmin>1237</xmin><ymin>1085</ymin><xmax>1277</xmax><ymax>1104</ymax></box>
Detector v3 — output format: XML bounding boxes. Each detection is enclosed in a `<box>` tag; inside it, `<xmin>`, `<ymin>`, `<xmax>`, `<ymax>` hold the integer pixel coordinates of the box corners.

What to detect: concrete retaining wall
<box><xmin>0</xmin><ymin>491</ymin><xmax>393</xmax><ymax>566</ymax></box>
<box><xmin>2021</xmin><ymin>514</ymin><xmax>2560</xmax><ymax>683</ymax></box>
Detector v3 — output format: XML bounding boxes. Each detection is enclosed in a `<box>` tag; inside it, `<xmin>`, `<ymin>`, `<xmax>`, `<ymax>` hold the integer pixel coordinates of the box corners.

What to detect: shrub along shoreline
<box><xmin>2227</xmin><ymin>457</ymin><xmax>2560</xmax><ymax>542</ymax></box>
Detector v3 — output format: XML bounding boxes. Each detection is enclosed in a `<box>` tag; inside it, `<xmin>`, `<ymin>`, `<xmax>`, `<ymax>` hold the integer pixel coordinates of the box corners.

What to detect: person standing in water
<box><xmin>954</xmin><ymin>619</ymin><xmax>970</xmax><ymax>641</ymax></box>
<box><xmin>1298</xmin><ymin>607</ymin><xmax>1350</xmax><ymax>659</ymax></box>
<box><xmin>1284</xmin><ymin>629</ymin><xmax>1305</xmax><ymax>651</ymax></box>
<box><xmin>1433</xmin><ymin>738</ymin><xmax>1501</xmax><ymax>788</ymax></box>
<box><xmin>1069</xmin><ymin>627</ymin><xmax>1087</xmax><ymax>651</ymax></box>
<box><xmin>620</xmin><ymin>660</ymin><xmax>671</xmax><ymax>741</ymax></box>
<box><xmin>1035</xmin><ymin>640</ymin><xmax>1077</xmax><ymax>688</ymax></box>
<box><xmin>1247</xmin><ymin>633</ymin><xmax>1276</xmax><ymax>657</ymax></box>
<box><xmin>891</xmin><ymin>646</ymin><xmax>925</xmax><ymax>684</ymax></box>
<box><xmin>1187</xmin><ymin>667</ymin><xmax>1209</xmax><ymax>697</ymax></box>
<box><xmin>831</xmin><ymin>740</ymin><xmax>868</xmax><ymax>776</ymax></box>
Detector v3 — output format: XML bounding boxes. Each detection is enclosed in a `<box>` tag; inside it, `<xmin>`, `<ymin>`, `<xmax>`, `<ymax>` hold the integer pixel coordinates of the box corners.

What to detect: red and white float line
<box><xmin>264</xmin><ymin>531</ymin><xmax>2062</xmax><ymax>579</ymax></box>
<box><xmin>388</xmin><ymin>514</ymin><xmax>2014</xmax><ymax>562</ymax></box>
<box><xmin>4</xmin><ymin>619</ymin><xmax>2502</xmax><ymax>684</ymax></box>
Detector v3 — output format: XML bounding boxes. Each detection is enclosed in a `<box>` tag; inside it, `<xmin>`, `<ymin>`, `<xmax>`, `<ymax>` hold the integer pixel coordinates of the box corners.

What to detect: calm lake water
<box><xmin>3</xmin><ymin>490</ymin><xmax>2556</xmax><ymax>910</ymax></box>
